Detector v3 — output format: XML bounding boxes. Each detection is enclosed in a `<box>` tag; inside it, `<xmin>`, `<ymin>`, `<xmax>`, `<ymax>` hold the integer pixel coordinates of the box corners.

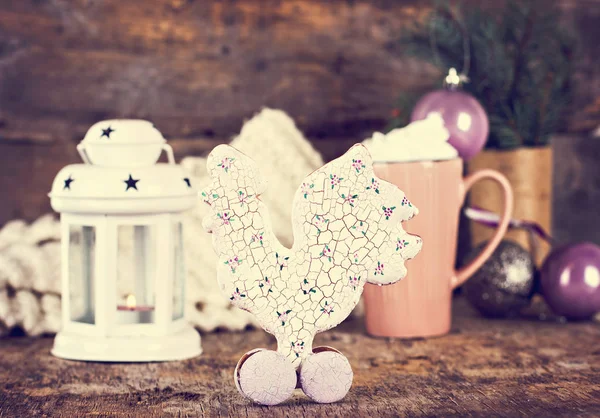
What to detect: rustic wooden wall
<box><xmin>552</xmin><ymin>134</ymin><xmax>600</xmax><ymax>246</ymax></box>
<box><xmin>0</xmin><ymin>0</ymin><xmax>599</xmax><ymax>225</ymax></box>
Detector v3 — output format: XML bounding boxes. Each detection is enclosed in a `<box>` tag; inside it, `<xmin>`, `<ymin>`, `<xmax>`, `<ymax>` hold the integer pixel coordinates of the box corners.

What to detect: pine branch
<box><xmin>390</xmin><ymin>0</ymin><xmax>577</xmax><ymax>150</ymax></box>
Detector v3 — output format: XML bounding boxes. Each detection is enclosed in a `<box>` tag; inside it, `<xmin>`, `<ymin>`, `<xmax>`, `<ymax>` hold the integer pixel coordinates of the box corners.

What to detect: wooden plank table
<box><xmin>1</xmin><ymin>298</ymin><xmax>599</xmax><ymax>417</ymax></box>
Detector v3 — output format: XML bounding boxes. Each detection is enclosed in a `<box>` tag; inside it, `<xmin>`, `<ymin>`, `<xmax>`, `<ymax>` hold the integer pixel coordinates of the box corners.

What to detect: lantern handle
<box><xmin>162</xmin><ymin>144</ymin><xmax>175</xmax><ymax>164</ymax></box>
<box><xmin>77</xmin><ymin>143</ymin><xmax>92</xmax><ymax>164</ymax></box>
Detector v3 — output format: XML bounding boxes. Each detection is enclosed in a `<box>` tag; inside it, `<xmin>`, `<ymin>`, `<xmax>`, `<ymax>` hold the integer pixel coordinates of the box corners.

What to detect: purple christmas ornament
<box><xmin>540</xmin><ymin>242</ymin><xmax>600</xmax><ymax>319</ymax></box>
<box><xmin>411</xmin><ymin>72</ymin><xmax>489</xmax><ymax>161</ymax></box>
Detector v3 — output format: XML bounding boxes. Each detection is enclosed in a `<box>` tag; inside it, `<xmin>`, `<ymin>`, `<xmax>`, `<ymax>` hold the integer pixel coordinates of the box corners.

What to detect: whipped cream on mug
<box><xmin>362</xmin><ymin>114</ymin><xmax>458</xmax><ymax>163</ymax></box>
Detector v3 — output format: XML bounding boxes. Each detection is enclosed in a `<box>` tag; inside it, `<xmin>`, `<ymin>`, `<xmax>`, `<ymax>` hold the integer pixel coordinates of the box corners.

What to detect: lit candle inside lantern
<box><xmin>117</xmin><ymin>294</ymin><xmax>155</xmax><ymax>324</ymax></box>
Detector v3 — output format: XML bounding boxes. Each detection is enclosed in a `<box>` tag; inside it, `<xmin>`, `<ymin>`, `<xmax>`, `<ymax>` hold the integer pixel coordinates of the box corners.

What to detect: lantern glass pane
<box><xmin>172</xmin><ymin>222</ymin><xmax>184</xmax><ymax>321</ymax></box>
<box><xmin>69</xmin><ymin>225</ymin><xmax>95</xmax><ymax>324</ymax></box>
<box><xmin>116</xmin><ymin>225</ymin><xmax>156</xmax><ymax>324</ymax></box>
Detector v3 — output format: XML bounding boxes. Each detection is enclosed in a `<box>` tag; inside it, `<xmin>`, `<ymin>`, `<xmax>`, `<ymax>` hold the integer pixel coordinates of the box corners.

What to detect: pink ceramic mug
<box><xmin>363</xmin><ymin>159</ymin><xmax>513</xmax><ymax>338</ymax></box>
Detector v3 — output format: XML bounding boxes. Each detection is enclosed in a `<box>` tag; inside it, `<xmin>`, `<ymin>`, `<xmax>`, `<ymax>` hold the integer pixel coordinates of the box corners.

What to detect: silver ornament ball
<box><xmin>462</xmin><ymin>240</ymin><xmax>536</xmax><ymax>318</ymax></box>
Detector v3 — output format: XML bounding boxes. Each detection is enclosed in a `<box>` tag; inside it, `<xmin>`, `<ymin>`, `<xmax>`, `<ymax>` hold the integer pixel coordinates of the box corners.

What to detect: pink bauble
<box><xmin>411</xmin><ymin>89</ymin><xmax>489</xmax><ymax>160</ymax></box>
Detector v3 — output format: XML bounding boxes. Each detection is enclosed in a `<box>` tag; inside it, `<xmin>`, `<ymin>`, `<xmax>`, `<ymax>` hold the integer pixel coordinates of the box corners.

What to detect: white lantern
<box><xmin>49</xmin><ymin>120</ymin><xmax>201</xmax><ymax>362</ymax></box>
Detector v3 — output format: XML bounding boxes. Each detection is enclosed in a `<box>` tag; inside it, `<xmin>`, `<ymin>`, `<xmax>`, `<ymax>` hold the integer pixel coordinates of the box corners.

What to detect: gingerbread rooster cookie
<box><xmin>202</xmin><ymin>143</ymin><xmax>421</xmax><ymax>405</ymax></box>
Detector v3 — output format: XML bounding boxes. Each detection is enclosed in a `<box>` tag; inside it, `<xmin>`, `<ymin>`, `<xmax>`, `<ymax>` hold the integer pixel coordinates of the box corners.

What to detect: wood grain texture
<box><xmin>1</xmin><ymin>298</ymin><xmax>600</xmax><ymax>417</ymax></box>
<box><xmin>552</xmin><ymin>135</ymin><xmax>600</xmax><ymax>247</ymax></box>
<box><xmin>0</xmin><ymin>0</ymin><xmax>599</xmax><ymax>226</ymax></box>
<box><xmin>0</xmin><ymin>0</ymin><xmax>437</xmax><ymax>143</ymax></box>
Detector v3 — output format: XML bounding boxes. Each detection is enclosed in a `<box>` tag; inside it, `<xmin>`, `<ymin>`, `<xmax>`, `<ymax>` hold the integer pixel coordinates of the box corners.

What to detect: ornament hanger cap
<box><xmin>444</xmin><ymin>68</ymin><xmax>469</xmax><ymax>89</ymax></box>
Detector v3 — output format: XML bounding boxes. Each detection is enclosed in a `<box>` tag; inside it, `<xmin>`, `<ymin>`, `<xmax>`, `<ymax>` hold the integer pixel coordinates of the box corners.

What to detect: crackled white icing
<box><xmin>182</xmin><ymin>108</ymin><xmax>324</xmax><ymax>333</ymax></box>
<box><xmin>202</xmin><ymin>143</ymin><xmax>422</xmax><ymax>367</ymax></box>
<box><xmin>300</xmin><ymin>351</ymin><xmax>353</xmax><ymax>403</ymax></box>
<box><xmin>237</xmin><ymin>350</ymin><xmax>297</xmax><ymax>405</ymax></box>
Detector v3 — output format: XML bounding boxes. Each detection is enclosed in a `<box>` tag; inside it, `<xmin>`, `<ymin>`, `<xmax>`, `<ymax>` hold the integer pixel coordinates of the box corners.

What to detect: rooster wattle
<box><xmin>202</xmin><ymin>143</ymin><xmax>422</xmax><ymax>405</ymax></box>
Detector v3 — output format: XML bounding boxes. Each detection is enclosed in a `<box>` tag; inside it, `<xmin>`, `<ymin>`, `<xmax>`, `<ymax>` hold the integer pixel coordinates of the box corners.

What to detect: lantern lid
<box><xmin>49</xmin><ymin>120</ymin><xmax>198</xmax><ymax>214</ymax></box>
<box><xmin>49</xmin><ymin>163</ymin><xmax>197</xmax><ymax>214</ymax></box>
<box><xmin>77</xmin><ymin>120</ymin><xmax>169</xmax><ymax>167</ymax></box>
<box><xmin>83</xmin><ymin>119</ymin><xmax>165</xmax><ymax>145</ymax></box>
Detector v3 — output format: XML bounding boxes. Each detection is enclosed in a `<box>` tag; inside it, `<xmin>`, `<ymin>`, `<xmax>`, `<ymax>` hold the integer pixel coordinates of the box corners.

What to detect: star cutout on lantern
<box><xmin>124</xmin><ymin>174</ymin><xmax>140</xmax><ymax>191</ymax></box>
<box><xmin>183</xmin><ymin>178</ymin><xmax>192</xmax><ymax>188</ymax></box>
<box><xmin>63</xmin><ymin>176</ymin><xmax>74</xmax><ymax>190</ymax></box>
<box><xmin>100</xmin><ymin>126</ymin><xmax>115</xmax><ymax>139</ymax></box>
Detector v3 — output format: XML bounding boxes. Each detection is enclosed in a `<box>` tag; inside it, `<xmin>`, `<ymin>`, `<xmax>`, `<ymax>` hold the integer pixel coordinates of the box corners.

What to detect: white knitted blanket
<box><xmin>0</xmin><ymin>215</ymin><xmax>62</xmax><ymax>335</ymax></box>
<box><xmin>0</xmin><ymin>109</ymin><xmax>324</xmax><ymax>335</ymax></box>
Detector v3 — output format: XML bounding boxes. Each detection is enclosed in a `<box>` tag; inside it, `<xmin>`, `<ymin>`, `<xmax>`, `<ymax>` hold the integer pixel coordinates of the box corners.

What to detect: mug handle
<box><xmin>451</xmin><ymin>169</ymin><xmax>514</xmax><ymax>289</ymax></box>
